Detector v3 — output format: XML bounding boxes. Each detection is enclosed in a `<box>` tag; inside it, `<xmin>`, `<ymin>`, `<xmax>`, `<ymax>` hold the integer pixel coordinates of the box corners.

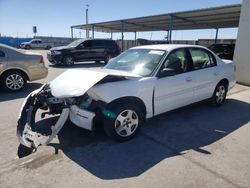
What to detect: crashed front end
<box><xmin>17</xmin><ymin>69</ymin><xmax>141</xmax><ymax>149</ymax></box>
<box><xmin>17</xmin><ymin>84</ymin><xmax>106</xmax><ymax>149</ymax></box>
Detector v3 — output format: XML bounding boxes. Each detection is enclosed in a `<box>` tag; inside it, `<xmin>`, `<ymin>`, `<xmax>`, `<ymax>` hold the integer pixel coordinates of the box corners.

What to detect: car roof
<box><xmin>132</xmin><ymin>44</ymin><xmax>208</xmax><ymax>51</ymax></box>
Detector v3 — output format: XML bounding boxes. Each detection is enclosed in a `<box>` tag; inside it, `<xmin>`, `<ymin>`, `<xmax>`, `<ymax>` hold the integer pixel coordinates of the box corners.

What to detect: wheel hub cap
<box><xmin>115</xmin><ymin>109</ymin><xmax>139</xmax><ymax>137</ymax></box>
<box><xmin>6</xmin><ymin>74</ymin><xmax>24</xmax><ymax>90</ymax></box>
<box><xmin>216</xmin><ymin>85</ymin><xmax>226</xmax><ymax>103</ymax></box>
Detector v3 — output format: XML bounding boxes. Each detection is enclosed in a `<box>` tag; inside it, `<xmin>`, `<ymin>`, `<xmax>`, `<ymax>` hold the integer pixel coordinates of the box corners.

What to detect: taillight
<box><xmin>40</xmin><ymin>56</ymin><xmax>45</xmax><ymax>64</ymax></box>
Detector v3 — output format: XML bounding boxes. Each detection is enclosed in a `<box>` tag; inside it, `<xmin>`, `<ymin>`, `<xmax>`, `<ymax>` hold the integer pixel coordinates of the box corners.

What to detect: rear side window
<box><xmin>84</xmin><ymin>40</ymin><xmax>105</xmax><ymax>48</ymax></box>
<box><xmin>0</xmin><ymin>50</ymin><xmax>5</xmax><ymax>57</ymax></box>
<box><xmin>189</xmin><ymin>48</ymin><xmax>216</xmax><ymax>70</ymax></box>
<box><xmin>106</xmin><ymin>41</ymin><xmax>117</xmax><ymax>48</ymax></box>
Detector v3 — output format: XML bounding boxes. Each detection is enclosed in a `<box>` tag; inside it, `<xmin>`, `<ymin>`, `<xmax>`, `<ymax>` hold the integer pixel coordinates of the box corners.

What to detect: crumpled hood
<box><xmin>50</xmin><ymin>68</ymin><xmax>141</xmax><ymax>98</ymax></box>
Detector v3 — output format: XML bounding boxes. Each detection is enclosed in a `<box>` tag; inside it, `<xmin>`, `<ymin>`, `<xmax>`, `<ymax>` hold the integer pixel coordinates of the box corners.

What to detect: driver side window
<box><xmin>162</xmin><ymin>49</ymin><xmax>189</xmax><ymax>74</ymax></box>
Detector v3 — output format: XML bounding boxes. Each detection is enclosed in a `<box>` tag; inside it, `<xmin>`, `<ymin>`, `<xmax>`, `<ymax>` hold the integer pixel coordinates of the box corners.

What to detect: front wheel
<box><xmin>104</xmin><ymin>54</ymin><xmax>112</xmax><ymax>64</ymax></box>
<box><xmin>103</xmin><ymin>104</ymin><xmax>144</xmax><ymax>141</ymax></box>
<box><xmin>63</xmin><ymin>55</ymin><xmax>74</xmax><ymax>66</ymax></box>
<box><xmin>210</xmin><ymin>82</ymin><xmax>227</xmax><ymax>106</ymax></box>
<box><xmin>25</xmin><ymin>45</ymin><xmax>31</xmax><ymax>49</ymax></box>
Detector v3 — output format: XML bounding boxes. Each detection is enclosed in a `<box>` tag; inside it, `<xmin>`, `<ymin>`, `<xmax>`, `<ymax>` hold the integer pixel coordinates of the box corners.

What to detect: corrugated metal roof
<box><xmin>71</xmin><ymin>4</ymin><xmax>241</xmax><ymax>33</ymax></box>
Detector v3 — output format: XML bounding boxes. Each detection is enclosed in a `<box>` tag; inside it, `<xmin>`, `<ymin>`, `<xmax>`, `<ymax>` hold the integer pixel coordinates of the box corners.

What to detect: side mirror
<box><xmin>158</xmin><ymin>68</ymin><xmax>175</xmax><ymax>78</ymax></box>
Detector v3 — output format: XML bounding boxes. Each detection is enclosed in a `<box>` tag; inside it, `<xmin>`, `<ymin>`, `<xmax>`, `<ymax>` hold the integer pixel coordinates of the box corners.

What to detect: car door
<box><xmin>37</xmin><ymin>40</ymin><xmax>42</xmax><ymax>48</ymax></box>
<box><xmin>71</xmin><ymin>41</ymin><xmax>89</xmax><ymax>61</ymax></box>
<box><xmin>188</xmin><ymin>47</ymin><xmax>219</xmax><ymax>102</ymax></box>
<box><xmin>154</xmin><ymin>48</ymin><xmax>195</xmax><ymax>115</ymax></box>
<box><xmin>32</xmin><ymin>40</ymin><xmax>40</xmax><ymax>48</ymax></box>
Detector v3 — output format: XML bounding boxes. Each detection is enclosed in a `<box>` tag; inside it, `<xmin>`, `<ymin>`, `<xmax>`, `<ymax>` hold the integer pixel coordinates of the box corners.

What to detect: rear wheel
<box><xmin>103</xmin><ymin>103</ymin><xmax>144</xmax><ymax>141</ymax></box>
<box><xmin>210</xmin><ymin>81</ymin><xmax>227</xmax><ymax>106</ymax></box>
<box><xmin>0</xmin><ymin>70</ymin><xmax>27</xmax><ymax>91</ymax></box>
<box><xmin>63</xmin><ymin>55</ymin><xmax>74</xmax><ymax>66</ymax></box>
<box><xmin>46</xmin><ymin>45</ymin><xmax>52</xmax><ymax>50</ymax></box>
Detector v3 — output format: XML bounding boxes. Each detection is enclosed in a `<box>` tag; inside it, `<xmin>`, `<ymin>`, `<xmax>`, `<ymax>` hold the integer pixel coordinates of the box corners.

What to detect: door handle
<box><xmin>186</xmin><ymin>77</ymin><xmax>192</xmax><ymax>82</ymax></box>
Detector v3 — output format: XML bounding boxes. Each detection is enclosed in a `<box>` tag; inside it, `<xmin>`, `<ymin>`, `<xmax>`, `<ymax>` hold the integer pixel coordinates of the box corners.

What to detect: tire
<box><xmin>46</xmin><ymin>45</ymin><xmax>52</xmax><ymax>50</ymax></box>
<box><xmin>63</xmin><ymin>55</ymin><xmax>74</xmax><ymax>66</ymax></box>
<box><xmin>0</xmin><ymin>70</ymin><xmax>27</xmax><ymax>91</ymax></box>
<box><xmin>104</xmin><ymin>54</ymin><xmax>112</xmax><ymax>64</ymax></box>
<box><xmin>210</xmin><ymin>81</ymin><xmax>228</xmax><ymax>106</ymax></box>
<box><xmin>103</xmin><ymin>103</ymin><xmax>144</xmax><ymax>141</ymax></box>
<box><xmin>25</xmin><ymin>45</ymin><xmax>31</xmax><ymax>50</ymax></box>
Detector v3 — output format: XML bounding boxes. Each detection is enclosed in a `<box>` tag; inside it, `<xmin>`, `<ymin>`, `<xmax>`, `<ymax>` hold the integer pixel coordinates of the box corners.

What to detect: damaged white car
<box><xmin>17</xmin><ymin>44</ymin><xmax>236</xmax><ymax>149</ymax></box>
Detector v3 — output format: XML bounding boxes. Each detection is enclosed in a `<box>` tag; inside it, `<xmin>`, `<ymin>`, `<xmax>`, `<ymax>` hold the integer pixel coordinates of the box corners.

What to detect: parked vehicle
<box><xmin>20</xmin><ymin>39</ymin><xmax>53</xmax><ymax>50</ymax></box>
<box><xmin>17</xmin><ymin>44</ymin><xmax>235</xmax><ymax>148</ymax></box>
<box><xmin>47</xmin><ymin>39</ymin><xmax>120</xmax><ymax>66</ymax></box>
<box><xmin>208</xmin><ymin>43</ymin><xmax>235</xmax><ymax>60</ymax></box>
<box><xmin>0</xmin><ymin>44</ymin><xmax>48</xmax><ymax>91</ymax></box>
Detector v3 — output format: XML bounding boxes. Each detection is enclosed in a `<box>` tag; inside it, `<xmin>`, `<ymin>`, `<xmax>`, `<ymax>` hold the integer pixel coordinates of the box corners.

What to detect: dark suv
<box><xmin>208</xmin><ymin>43</ymin><xmax>235</xmax><ymax>60</ymax></box>
<box><xmin>47</xmin><ymin>39</ymin><xmax>120</xmax><ymax>66</ymax></box>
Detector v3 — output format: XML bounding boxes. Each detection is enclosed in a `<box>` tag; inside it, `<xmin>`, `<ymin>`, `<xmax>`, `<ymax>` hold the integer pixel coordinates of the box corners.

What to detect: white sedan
<box><xmin>17</xmin><ymin>44</ymin><xmax>235</xmax><ymax>148</ymax></box>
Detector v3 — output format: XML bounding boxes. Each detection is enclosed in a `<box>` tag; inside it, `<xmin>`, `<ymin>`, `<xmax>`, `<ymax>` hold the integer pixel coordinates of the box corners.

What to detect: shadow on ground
<box><xmin>0</xmin><ymin>83</ymin><xmax>43</xmax><ymax>102</ymax></box>
<box><xmin>17</xmin><ymin>99</ymin><xmax>250</xmax><ymax>180</ymax></box>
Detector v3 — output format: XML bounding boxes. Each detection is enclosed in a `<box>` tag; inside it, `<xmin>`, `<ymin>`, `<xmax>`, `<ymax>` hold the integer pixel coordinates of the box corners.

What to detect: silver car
<box><xmin>0</xmin><ymin>44</ymin><xmax>48</xmax><ymax>91</ymax></box>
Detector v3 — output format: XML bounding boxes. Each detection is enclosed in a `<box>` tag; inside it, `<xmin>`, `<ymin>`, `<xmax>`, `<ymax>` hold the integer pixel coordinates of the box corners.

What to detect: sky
<box><xmin>0</xmin><ymin>0</ymin><xmax>242</xmax><ymax>40</ymax></box>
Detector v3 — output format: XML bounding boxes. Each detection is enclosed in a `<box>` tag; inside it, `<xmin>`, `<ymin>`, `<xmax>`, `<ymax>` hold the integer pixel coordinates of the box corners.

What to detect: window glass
<box><xmin>105</xmin><ymin>49</ymin><xmax>165</xmax><ymax>76</ymax></box>
<box><xmin>91</xmin><ymin>40</ymin><xmax>104</xmax><ymax>47</ymax></box>
<box><xmin>189</xmin><ymin>48</ymin><xmax>216</xmax><ymax>70</ymax></box>
<box><xmin>0</xmin><ymin>50</ymin><xmax>5</xmax><ymax>57</ymax></box>
<box><xmin>106</xmin><ymin>41</ymin><xmax>117</xmax><ymax>48</ymax></box>
<box><xmin>84</xmin><ymin>40</ymin><xmax>93</xmax><ymax>48</ymax></box>
<box><xmin>162</xmin><ymin>49</ymin><xmax>189</xmax><ymax>74</ymax></box>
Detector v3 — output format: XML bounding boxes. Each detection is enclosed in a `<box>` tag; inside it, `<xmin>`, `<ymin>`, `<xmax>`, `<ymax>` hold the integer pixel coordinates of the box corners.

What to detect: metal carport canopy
<box><xmin>71</xmin><ymin>4</ymin><xmax>241</xmax><ymax>33</ymax></box>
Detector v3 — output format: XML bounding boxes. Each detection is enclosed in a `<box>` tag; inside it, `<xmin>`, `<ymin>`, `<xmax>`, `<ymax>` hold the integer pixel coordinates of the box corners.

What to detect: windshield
<box><xmin>104</xmin><ymin>49</ymin><xmax>166</xmax><ymax>76</ymax></box>
<box><xmin>67</xmin><ymin>39</ymin><xmax>85</xmax><ymax>47</ymax></box>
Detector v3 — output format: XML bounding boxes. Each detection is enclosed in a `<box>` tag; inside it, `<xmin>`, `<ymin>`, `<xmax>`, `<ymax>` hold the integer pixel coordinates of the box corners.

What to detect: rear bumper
<box><xmin>29</xmin><ymin>66</ymin><xmax>48</xmax><ymax>81</ymax></box>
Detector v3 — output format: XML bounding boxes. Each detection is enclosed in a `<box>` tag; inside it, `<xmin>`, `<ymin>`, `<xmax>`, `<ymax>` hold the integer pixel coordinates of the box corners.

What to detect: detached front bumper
<box><xmin>69</xmin><ymin>105</ymin><xmax>95</xmax><ymax>131</ymax></box>
<box><xmin>17</xmin><ymin>85</ymin><xmax>98</xmax><ymax>149</ymax></box>
<box><xmin>17</xmin><ymin>85</ymin><xmax>70</xmax><ymax>148</ymax></box>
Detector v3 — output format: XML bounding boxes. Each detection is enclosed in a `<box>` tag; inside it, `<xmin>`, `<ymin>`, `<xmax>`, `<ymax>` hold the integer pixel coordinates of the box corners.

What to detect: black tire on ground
<box><xmin>210</xmin><ymin>81</ymin><xmax>228</xmax><ymax>107</ymax></box>
<box><xmin>0</xmin><ymin>70</ymin><xmax>27</xmax><ymax>91</ymax></box>
<box><xmin>63</xmin><ymin>55</ymin><xmax>74</xmax><ymax>66</ymax></box>
<box><xmin>46</xmin><ymin>45</ymin><xmax>52</xmax><ymax>50</ymax></box>
<box><xmin>104</xmin><ymin>54</ymin><xmax>112</xmax><ymax>64</ymax></box>
<box><xmin>103</xmin><ymin>103</ymin><xmax>144</xmax><ymax>141</ymax></box>
<box><xmin>25</xmin><ymin>45</ymin><xmax>31</xmax><ymax>50</ymax></box>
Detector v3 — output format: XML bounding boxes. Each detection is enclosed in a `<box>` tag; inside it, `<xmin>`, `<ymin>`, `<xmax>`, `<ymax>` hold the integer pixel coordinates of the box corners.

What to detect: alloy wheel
<box><xmin>215</xmin><ymin>85</ymin><xmax>226</xmax><ymax>104</ymax></box>
<box><xmin>114</xmin><ymin>109</ymin><xmax>139</xmax><ymax>137</ymax></box>
<box><xmin>5</xmin><ymin>74</ymin><xmax>24</xmax><ymax>91</ymax></box>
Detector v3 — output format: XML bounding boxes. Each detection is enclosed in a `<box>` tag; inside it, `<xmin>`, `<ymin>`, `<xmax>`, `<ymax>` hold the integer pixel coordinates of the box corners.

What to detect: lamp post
<box><xmin>86</xmin><ymin>4</ymin><xmax>89</xmax><ymax>38</ymax></box>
